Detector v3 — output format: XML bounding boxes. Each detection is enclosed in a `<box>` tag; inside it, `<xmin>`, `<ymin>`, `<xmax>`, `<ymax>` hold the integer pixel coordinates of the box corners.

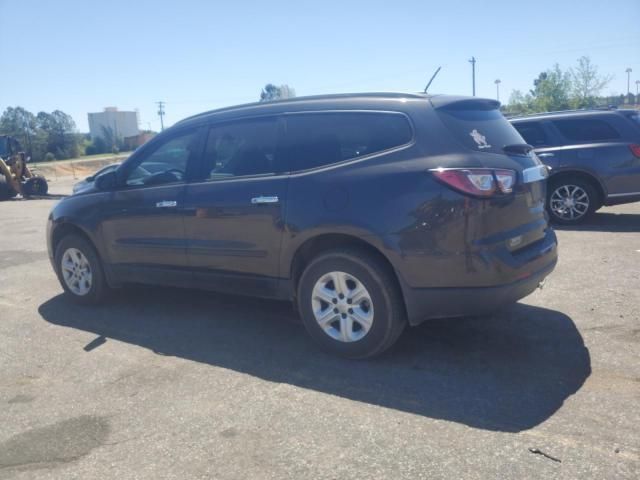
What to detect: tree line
<box><xmin>504</xmin><ymin>56</ymin><xmax>636</xmax><ymax>115</ymax></box>
<box><xmin>0</xmin><ymin>107</ymin><xmax>83</xmax><ymax>162</ymax></box>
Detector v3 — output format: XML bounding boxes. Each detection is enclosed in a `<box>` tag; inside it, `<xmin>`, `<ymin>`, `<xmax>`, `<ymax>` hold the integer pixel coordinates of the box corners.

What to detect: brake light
<box><xmin>431</xmin><ymin>168</ymin><xmax>516</xmax><ymax>197</ymax></box>
<box><xmin>630</xmin><ymin>144</ymin><xmax>640</xmax><ymax>158</ymax></box>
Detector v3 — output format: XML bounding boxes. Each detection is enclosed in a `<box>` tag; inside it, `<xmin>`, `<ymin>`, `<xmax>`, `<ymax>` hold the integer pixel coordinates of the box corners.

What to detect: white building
<box><xmin>88</xmin><ymin>107</ymin><xmax>139</xmax><ymax>141</ymax></box>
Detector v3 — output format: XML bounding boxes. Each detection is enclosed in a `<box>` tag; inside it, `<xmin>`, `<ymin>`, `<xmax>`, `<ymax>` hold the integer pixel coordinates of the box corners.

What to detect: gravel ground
<box><xmin>0</xmin><ymin>177</ymin><xmax>638</xmax><ymax>479</ymax></box>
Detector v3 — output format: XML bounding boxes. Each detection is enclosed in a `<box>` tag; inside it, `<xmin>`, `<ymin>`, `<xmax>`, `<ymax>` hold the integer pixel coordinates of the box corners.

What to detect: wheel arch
<box><xmin>51</xmin><ymin>222</ymin><xmax>96</xmax><ymax>257</ymax></box>
<box><xmin>289</xmin><ymin>233</ymin><xmax>403</xmax><ymax>302</ymax></box>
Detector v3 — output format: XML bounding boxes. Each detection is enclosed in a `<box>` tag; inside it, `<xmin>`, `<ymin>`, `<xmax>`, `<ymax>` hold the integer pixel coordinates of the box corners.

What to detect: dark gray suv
<box><xmin>511</xmin><ymin>109</ymin><xmax>640</xmax><ymax>224</ymax></box>
<box><xmin>47</xmin><ymin>93</ymin><xmax>557</xmax><ymax>358</ymax></box>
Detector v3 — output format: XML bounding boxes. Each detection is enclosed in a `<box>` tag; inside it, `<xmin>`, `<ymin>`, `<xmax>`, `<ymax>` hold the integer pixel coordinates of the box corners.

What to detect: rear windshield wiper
<box><xmin>503</xmin><ymin>143</ymin><xmax>533</xmax><ymax>155</ymax></box>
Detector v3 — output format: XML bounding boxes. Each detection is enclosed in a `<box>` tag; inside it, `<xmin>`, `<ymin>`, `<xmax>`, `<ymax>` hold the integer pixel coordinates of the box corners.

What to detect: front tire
<box><xmin>547</xmin><ymin>178</ymin><xmax>598</xmax><ymax>225</ymax></box>
<box><xmin>297</xmin><ymin>248</ymin><xmax>406</xmax><ymax>359</ymax></box>
<box><xmin>54</xmin><ymin>234</ymin><xmax>109</xmax><ymax>304</ymax></box>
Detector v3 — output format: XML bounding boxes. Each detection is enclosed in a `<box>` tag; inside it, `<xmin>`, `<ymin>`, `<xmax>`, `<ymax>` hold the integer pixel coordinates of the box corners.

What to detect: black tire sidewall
<box><xmin>24</xmin><ymin>177</ymin><xmax>48</xmax><ymax>196</ymax></box>
<box><xmin>54</xmin><ymin>234</ymin><xmax>107</xmax><ymax>304</ymax></box>
<box><xmin>547</xmin><ymin>178</ymin><xmax>597</xmax><ymax>225</ymax></box>
<box><xmin>297</xmin><ymin>251</ymin><xmax>402</xmax><ymax>359</ymax></box>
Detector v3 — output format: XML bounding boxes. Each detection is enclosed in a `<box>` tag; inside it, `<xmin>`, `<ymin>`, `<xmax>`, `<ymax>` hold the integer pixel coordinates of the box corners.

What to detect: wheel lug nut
<box><xmin>332</xmin><ymin>298</ymin><xmax>337</xmax><ymax>304</ymax></box>
<box><xmin>339</xmin><ymin>294</ymin><xmax>344</xmax><ymax>299</ymax></box>
<box><xmin>348</xmin><ymin>308</ymin><xmax>353</xmax><ymax>314</ymax></box>
<box><xmin>341</xmin><ymin>313</ymin><xmax>347</xmax><ymax>319</ymax></box>
<box><xmin>333</xmin><ymin>308</ymin><xmax>339</xmax><ymax>314</ymax></box>
<box><xmin>347</xmin><ymin>299</ymin><xmax>352</xmax><ymax>304</ymax></box>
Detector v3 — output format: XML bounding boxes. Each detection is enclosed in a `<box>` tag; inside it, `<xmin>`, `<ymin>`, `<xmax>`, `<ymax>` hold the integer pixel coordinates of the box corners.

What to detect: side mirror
<box><xmin>95</xmin><ymin>170</ymin><xmax>117</xmax><ymax>190</ymax></box>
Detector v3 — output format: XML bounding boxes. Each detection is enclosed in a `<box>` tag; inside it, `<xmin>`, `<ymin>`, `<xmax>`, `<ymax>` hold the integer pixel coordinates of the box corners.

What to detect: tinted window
<box><xmin>283</xmin><ymin>112</ymin><xmax>412</xmax><ymax>171</ymax></box>
<box><xmin>437</xmin><ymin>107</ymin><xmax>525</xmax><ymax>154</ymax></box>
<box><xmin>126</xmin><ymin>130</ymin><xmax>196</xmax><ymax>186</ymax></box>
<box><xmin>513</xmin><ymin>122</ymin><xmax>549</xmax><ymax>147</ymax></box>
<box><xmin>552</xmin><ymin>118</ymin><xmax>620</xmax><ymax>142</ymax></box>
<box><xmin>203</xmin><ymin>117</ymin><xmax>279</xmax><ymax>179</ymax></box>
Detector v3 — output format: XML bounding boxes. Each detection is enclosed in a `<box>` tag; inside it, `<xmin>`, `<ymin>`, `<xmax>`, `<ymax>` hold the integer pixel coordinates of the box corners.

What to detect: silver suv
<box><xmin>510</xmin><ymin>109</ymin><xmax>640</xmax><ymax>224</ymax></box>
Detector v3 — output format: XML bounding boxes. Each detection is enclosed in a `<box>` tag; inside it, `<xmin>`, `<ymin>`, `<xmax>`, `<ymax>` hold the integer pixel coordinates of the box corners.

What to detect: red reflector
<box><xmin>630</xmin><ymin>144</ymin><xmax>640</xmax><ymax>158</ymax></box>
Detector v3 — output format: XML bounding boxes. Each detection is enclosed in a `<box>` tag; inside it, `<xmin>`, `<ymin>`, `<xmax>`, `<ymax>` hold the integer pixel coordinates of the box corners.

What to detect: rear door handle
<box><xmin>537</xmin><ymin>153</ymin><xmax>554</xmax><ymax>158</ymax></box>
<box><xmin>251</xmin><ymin>195</ymin><xmax>279</xmax><ymax>205</ymax></box>
<box><xmin>156</xmin><ymin>200</ymin><xmax>177</xmax><ymax>208</ymax></box>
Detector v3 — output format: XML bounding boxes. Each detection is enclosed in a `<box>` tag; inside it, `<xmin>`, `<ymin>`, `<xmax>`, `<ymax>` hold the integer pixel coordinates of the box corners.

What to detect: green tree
<box><xmin>259</xmin><ymin>83</ymin><xmax>296</xmax><ymax>102</ymax></box>
<box><xmin>530</xmin><ymin>64</ymin><xmax>572</xmax><ymax>112</ymax></box>
<box><xmin>504</xmin><ymin>89</ymin><xmax>534</xmax><ymax>115</ymax></box>
<box><xmin>0</xmin><ymin>107</ymin><xmax>38</xmax><ymax>156</ymax></box>
<box><xmin>570</xmin><ymin>56</ymin><xmax>612</xmax><ymax>108</ymax></box>
<box><xmin>36</xmin><ymin>110</ymin><xmax>79</xmax><ymax>159</ymax></box>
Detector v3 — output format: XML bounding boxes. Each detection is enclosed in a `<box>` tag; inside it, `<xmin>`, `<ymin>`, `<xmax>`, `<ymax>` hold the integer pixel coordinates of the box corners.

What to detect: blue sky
<box><xmin>1</xmin><ymin>0</ymin><xmax>638</xmax><ymax>132</ymax></box>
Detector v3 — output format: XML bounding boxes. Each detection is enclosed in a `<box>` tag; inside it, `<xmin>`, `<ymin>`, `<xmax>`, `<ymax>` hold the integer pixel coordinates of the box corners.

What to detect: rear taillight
<box><xmin>630</xmin><ymin>144</ymin><xmax>640</xmax><ymax>158</ymax></box>
<box><xmin>431</xmin><ymin>168</ymin><xmax>516</xmax><ymax>197</ymax></box>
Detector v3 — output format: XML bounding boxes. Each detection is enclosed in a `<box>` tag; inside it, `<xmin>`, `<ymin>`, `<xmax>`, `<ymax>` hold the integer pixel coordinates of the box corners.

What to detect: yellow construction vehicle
<box><xmin>0</xmin><ymin>135</ymin><xmax>48</xmax><ymax>200</ymax></box>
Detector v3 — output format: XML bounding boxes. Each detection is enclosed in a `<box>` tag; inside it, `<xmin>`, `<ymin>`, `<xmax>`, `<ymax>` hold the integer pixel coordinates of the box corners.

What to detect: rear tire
<box><xmin>547</xmin><ymin>177</ymin><xmax>598</xmax><ymax>225</ymax></box>
<box><xmin>297</xmin><ymin>248</ymin><xmax>406</xmax><ymax>359</ymax></box>
<box><xmin>54</xmin><ymin>234</ymin><xmax>110</xmax><ymax>304</ymax></box>
<box><xmin>23</xmin><ymin>176</ymin><xmax>48</xmax><ymax>196</ymax></box>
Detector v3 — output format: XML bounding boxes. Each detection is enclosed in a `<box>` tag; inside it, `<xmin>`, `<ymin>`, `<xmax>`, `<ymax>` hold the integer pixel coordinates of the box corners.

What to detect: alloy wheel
<box><xmin>549</xmin><ymin>184</ymin><xmax>590</xmax><ymax>221</ymax></box>
<box><xmin>61</xmin><ymin>248</ymin><xmax>93</xmax><ymax>296</ymax></box>
<box><xmin>311</xmin><ymin>271</ymin><xmax>374</xmax><ymax>342</ymax></box>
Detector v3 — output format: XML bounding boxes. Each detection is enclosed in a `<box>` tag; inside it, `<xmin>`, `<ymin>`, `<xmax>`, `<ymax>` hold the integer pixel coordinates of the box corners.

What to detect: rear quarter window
<box><xmin>552</xmin><ymin>118</ymin><xmax>620</xmax><ymax>142</ymax></box>
<box><xmin>282</xmin><ymin>112</ymin><xmax>413</xmax><ymax>172</ymax></box>
<box><xmin>512</xmin><ymin>122</ymin><xmax>550</xmax><ymax>147</ymax></box>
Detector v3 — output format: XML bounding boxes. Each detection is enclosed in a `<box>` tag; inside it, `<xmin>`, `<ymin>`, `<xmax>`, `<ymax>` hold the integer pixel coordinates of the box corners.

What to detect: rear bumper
<box><xmin>399</xmin><ymin>228</ymin><xmax>558</xmax><ymax>325</ymax></box>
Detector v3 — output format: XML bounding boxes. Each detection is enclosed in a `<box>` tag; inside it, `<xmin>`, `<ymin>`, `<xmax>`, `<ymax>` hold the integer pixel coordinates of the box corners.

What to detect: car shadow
<box><xmin>8</xmin><ymin>193</ymin><xmax>68</xmax><ymax>201</ymax></box>
<box><xmin>38</xmin><ymin>288</ymin><xmax>591</xmax><ymax>433</ymax></box>
<box><xmin>554</xmin><ymin>211</ymin><xmax>640</xmax><ymax>232</ymax></box>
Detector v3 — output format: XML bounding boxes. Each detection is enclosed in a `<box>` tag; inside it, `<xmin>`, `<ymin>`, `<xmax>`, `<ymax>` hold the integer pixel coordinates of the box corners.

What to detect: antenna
<box><xmin>423</xmin><ymin>67</ymin><xmax>442</xmax><ymax>94</ymax></box>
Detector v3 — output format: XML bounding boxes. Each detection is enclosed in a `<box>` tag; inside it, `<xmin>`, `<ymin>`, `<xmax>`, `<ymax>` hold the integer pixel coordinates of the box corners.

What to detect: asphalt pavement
<box><xmin>0</xmin><ymin>177</ymin><xmax>638</xmax><ymax>479</ymax></box>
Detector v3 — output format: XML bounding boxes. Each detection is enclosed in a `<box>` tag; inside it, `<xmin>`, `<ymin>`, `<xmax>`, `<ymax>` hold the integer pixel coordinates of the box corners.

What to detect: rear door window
<box><xmin>203</xmin><ymin>117</ymin><xmax>281</xmax><ymax>180</ymax></box>
<box><xmin>552</xmin><ymin>118</ymin><xmax>620</xmax><ymax>142</ymax></box>
<box><xmin>436</xmin><ymin>106</ymin><xmax>525</xmax><ymax>154</ymax></box>
<box><xmin>282</xmin><ymin>112</ymin><xmax>413</xmax><ymax>171</ymax></box>
<box><xmin>512</xmin><ymin>122</ymin><xmax>550</xmax><ymax>147</ymax></box>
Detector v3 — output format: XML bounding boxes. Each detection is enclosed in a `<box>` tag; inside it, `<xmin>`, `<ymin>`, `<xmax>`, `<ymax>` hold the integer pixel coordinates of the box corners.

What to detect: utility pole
<box><xmin>625</xmin><ymin>68</ymin><xmax>632</xmax><ymax>95</ymax></box>
<box><xmin>494</xmin><ymin>79</ymin><xmax>501</xmax><ymax>101</ymax></box>
<box><xmin>156</xmin><ymin>101</ymin><xmax>165</xmax><ymax>131</ymax></box>
<box><xmin>636</xmin><ymin>80</ymin><xmax>640</xmax><ymax>97</ymax></box>
<box><xmin>469</xmin><ymin>57</ymin><xmax>476</xmax><ymax>96</ymax></box>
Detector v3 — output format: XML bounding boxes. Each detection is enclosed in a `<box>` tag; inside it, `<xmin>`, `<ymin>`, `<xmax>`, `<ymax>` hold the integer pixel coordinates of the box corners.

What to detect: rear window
<box><xmin>282</xmin><ymin>112</ymin><xmax>413</xmax><ymax>171</ymax></box>
<box><xmin>552</xmin><ymin>118</ymin><xmax>620</xmax><ymax>142</ymax></box>
<box><xmin>436</xmin><ymin>107</ymin><xmax>525</xmax><ymax>154</ymax></box>
<box><xmin>512</xmin><ymin>122</ymin><xmax>550</xmax><ymax>147</ymax></box>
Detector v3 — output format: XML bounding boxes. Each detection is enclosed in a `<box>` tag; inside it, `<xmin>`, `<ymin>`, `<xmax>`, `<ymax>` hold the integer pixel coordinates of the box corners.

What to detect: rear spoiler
<box><xmin>430</xmin><ymin>95</ymin><xmax>501</xmax><ymax>111</ymax></box>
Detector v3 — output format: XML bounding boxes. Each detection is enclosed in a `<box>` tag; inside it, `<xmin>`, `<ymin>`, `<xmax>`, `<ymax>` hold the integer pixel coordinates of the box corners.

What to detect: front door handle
<box><xmin>156</xmin><ymin>200</ymin><xmax>177</xmax><ymax>208</ymax></box>
<box><xmin>251</xmin><ymin>196</ymin><xmax>279</xmax><ymax>205</ymax></box>
<box><xmin>537</xmin><ymin>153</ymin><xmax>554</xmax><ymax>159</ymax></box>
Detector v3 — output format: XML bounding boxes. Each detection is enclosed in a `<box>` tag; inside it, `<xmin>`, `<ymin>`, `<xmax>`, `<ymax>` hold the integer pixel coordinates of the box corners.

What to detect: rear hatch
<box><xmin>431</xmin><ymin>97</ymin><xmax>549</xmax><ymax>251</ymax></box>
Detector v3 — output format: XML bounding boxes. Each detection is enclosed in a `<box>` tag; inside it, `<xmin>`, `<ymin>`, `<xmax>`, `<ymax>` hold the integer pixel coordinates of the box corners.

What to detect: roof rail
<box><xmin>508</xmin><ymin>106</ymin><xmax>618</xmax><ymax>119</ymax></box>
<box><xmin>176</xmin><ymin>92</ymin><xmax>430</xmax><ymax>125</ymax></box>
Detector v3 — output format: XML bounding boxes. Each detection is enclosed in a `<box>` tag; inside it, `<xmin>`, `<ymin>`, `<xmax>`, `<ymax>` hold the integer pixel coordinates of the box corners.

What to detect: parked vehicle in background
<box><xmin>510</xmin><ymin>109</ymin><xmax>640</xmax><ymax>224</ymax></box>
<box><xmin>72</xmin><ymin>163</ymin><xmax>121</xmax><ymax>194</ymax></box>
<box><xmin>47</xmin><ymin>93</ymin><xmax>557</xmax><ymax>358</ymax></box>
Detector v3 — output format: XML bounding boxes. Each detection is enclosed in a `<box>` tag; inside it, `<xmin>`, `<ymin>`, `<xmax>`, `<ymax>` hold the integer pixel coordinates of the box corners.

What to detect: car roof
<box><xmin>509</xmin><ymin>109</ymin><xmax>636</xmax><ymax>123</ymax></box>
<box><xmin>175</xmin><ymin>92</ymin><xmax>431</xmax><ymax>126</ymax></box>
<box><xmin>174</xmin><ymin>92</ymin><xmax>500</xmax><ymax>128</ymax></box>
